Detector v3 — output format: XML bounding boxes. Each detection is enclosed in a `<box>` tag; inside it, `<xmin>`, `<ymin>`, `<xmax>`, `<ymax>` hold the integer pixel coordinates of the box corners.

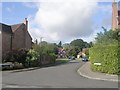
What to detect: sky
<box><xmin>1</xmin><ymin>0</ymin><xmax>116</xmax><ymax>44</ymax></box>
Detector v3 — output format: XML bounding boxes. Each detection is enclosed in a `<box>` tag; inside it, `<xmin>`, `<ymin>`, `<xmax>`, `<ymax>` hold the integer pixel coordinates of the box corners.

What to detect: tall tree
<box><xmin>95</xmin><ymin>29</ymin><xmax>120</xmax><ymax>44</ymax></box>
<box><xmin>70</xmin><ymin>39</ymin><xmax>88</xmax><ymax>51</ymax></box>
<box><xmin>58</xmin><ymin>41</ymin><xmax>62</xmax><ymax>47</ymax></box>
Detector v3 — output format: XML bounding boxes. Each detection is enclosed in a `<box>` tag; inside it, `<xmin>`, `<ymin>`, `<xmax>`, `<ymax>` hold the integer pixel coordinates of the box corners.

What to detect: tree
<box><xmin>63</xmin><ymin>43</ymin><xmax>70</xmax><ymax>50</ymax></box>
<box><xmin>70</xmin><ymin>39</ymin><xmax>89</xmax><ymax>51</ymax></box>
<box><xmin>40</xmin><ymin>41</ymin><xmax>48</xmax><ymax>46</ymax></box>
<box><xmin>58</xmin><ymin>41</ymin><xmax>62</xmax><ymax>47</ymax></box>
<box><xmin>64</xmin><ymin>45</ymin><xmax>80</xmax><ymax>57</ymax></box>
<box><xmin>32</xmin><ymin>42</ymin><xmax>58</xmax><ymax>66</ymax></box>
<box><xmin>35</xmin><ymin>39</ymin><xmax>38</xmax><ymax>45</ymax></box>
<box><xmin>89</xmin><ymin>42</ymin><xmax>93</xmax><ymax>47</ymax></box>
<box><xmin>95</xmin><ymin>29</ymin><xmax>120</xmax><ymax>44</ymax></box>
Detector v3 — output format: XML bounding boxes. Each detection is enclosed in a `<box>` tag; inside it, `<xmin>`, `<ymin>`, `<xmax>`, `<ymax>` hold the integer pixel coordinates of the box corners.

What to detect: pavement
<box><xmin>2</xmin><ymin>67</ymin><xmax>41</xmax><ymax>73</ymax></box>
<box><xmin>77</xmin><ymin>61</ymin><xmax>119</xmax><ymax>82</ymax></box>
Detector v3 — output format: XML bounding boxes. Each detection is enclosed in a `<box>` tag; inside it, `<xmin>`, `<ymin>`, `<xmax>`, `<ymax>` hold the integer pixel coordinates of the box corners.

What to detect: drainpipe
<box><xmin>10</xmin><ymin>33</ymin><xmax>13</xmax><ymax>51</ymax></box>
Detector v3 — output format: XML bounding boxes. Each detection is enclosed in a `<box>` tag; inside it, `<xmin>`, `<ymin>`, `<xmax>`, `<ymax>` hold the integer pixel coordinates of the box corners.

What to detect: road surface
<box><xmin>2</xmin><ymin>60</ymin><xmax>118</xmax><ymax>88</ymax></box>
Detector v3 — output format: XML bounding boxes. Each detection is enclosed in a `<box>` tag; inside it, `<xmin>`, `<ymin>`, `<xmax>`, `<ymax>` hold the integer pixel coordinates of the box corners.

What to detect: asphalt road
<box><xmin>2</xmin><ymin>60</ymin><xmax>118</xmax><ymax>88</ymax></box>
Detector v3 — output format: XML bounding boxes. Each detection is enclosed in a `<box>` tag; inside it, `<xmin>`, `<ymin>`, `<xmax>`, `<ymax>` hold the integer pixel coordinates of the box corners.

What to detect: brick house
<box><xmin>112</xmin><ymin>0</ymin><xmax>120</xmax><ymax>30</ymax></box>
<box><xmin>0</xmin><ymin>18</ymin><xmax>32</xmax><ymax>56</ymax></box>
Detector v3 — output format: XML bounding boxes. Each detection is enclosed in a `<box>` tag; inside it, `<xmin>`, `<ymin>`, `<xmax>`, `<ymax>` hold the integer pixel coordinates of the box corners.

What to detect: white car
<box><xmin>0</xmin><ymin>62</ymin><xmax>14</xmax><ymax>70</ymax></box>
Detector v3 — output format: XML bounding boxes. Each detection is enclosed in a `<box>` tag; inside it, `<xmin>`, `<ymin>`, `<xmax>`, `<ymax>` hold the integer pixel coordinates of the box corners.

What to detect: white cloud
<box><xmin>29</xmin><ymin>0</ymin><xmax>98</xmax><ymax>43</ymax></box>
<box><xmin>22</xmin><ymin>2</ymin><xmax>38</xmax><ymax>8</ymax></box>
<box><xmin>28</xmin><ymin>0</ymin><xmax>112</xmax><ymax>43</ymax></box>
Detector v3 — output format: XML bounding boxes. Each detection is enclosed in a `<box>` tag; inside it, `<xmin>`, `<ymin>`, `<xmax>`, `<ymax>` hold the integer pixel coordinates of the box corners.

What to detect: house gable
<box><xmin>1</xmin><ymin>18</ymin><xmax>32</xmax><ymax>55</ymax></box>
<box><xmin>0</xmin><ymin>23</ymin><xmax>12</xmax><ymax>34</ymax></box>
<box><xmin>12</xmin><ymin>24</ymin><xmax>26</xmax><ymax>50</ymax></box>
<box><xmin>1</xmin><ymin>23</ymin><xmax>12</xmax><ymax>55</ymax></box>
<box><xmin>11</xmin><ymin>23</ymin><xmax>24</xmax><ymax>32</ymax></box>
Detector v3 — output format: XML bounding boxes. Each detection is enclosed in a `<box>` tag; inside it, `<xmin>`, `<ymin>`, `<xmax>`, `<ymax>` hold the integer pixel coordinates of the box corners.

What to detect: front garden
<box><xmin>2</xmin><ymin>42</ymin><xmax>58</xmax><ymax>70</ymax></box>
<box><xmin>89</xmin><ymin>29</ymin><xmax>120</xmax><ymax>74</ymax></box>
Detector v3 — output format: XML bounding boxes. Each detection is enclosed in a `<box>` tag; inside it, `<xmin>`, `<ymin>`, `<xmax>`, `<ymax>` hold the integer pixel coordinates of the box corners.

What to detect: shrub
<box><xmin>3</xmin><ymin>49</ymin><xmax>28</xmax><ymax>65</ymax></box>
<box><xmin>13</xmin><ymin>62</ymin><xmax>24</xmax><ymax>69</ymax></box>
<box><xmin>89</xmin><ymin>29</ymin><xmax>120</xmax><ymax>74</ymax></box>
<box><xmin>89</xmin><ymin>44</ymin><xmax>120</xmax><ymax>74</ymax></box>
<box><xmin>26</xmin><ymin>49</ymin><xmax>40</xmax><ymax>67</ymax></box>
<box><xmin>49</xmin><ymin>53</ymin><xmax>56</xmax><ymax>63</ymax></box>
<box><xmin>24</xmin><ymin>44</ymin><xmax>57</xmax><ymax>67</ymax></box>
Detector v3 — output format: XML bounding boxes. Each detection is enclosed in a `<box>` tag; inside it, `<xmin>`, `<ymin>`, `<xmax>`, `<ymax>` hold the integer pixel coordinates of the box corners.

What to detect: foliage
<box><xmin>3</xmin><ymin>49</ymin><xmax>28</xmax><ymax>65</ymax></box>
<box><xmin>90</xmin><ymin>29</ymin><xmax>120</xmax><ymax>74</ymax></box>
<box><xmin>32</xmin><ymin>43</ymin><xmax>58</xmax><ymax>65</ymax></box>
<box><xmin>89</xmin><ymin>44</ymin><xmax>120</xmax><ymax>74</ymax></box>
<box><xmin>66</xmin><ymin>46</ymin><xmax>80</xmax><ymax>57</ymax></box>
<box><xmin>49</xmin><ymin>53</ymin><xmax>56</xmax><ymax>63</ymax></box>
<box><xmin>95</xmin><ymin>29</ymin><xmax>120</xmax><ymax>44</ymax></box>
<box><xmin>42</xmin><ymin>43</ymin><xmax>58</xmax><ymax>55</ymax></box>
<box><xmin>63</xmin><ymin>39</ymin><xmax>91</xmax><ymax>57</ymax></box>
<box><xmin>70</xmin><ymin>39</ymin><xmax>91</xmax><ymax>51</ymax></box>
<box><xmin>40</xmin><ymin>41</ymin><xmax>48</xmax><ymax>46</ymax></box>
<box><xmin>62</xmin><ymin>43</ymin><xmax>70</xmax><ymax>50</ymax></box>
<box><xmin>26</xmin><ymin>49</ymin><xmax>39</xmax><ymax>67</ymax></box>
<box><xmin>58</xmin><ymin>41</ymin><xmax>62</xmax><ymax>47</ymax></box>
<box><xmin>89</xmin><ymin>42</ymin><xmax>93</xmax><ymax>47</ymax></box>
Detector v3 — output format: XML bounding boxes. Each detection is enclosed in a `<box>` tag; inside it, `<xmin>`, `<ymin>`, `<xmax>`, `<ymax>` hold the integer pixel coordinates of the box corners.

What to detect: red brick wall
<box><xmin>12</xmin><ymin>24</ymin><xmax>32</xmax><ymax>50</ymax></box>
<box><xmin>2</xmin><ymin>31</ymin><xmax>11</xmax><ymax>55</ymax></box>
<box><xmin>25</xmin><ymin>31</ymin><xmax>32</xmax><ymax>49</ymax></box>
<box><xmin>12</xmin><ymin>25</ymin><xmax>25</xmax><ymax>50</ymax></box>
<box><xmin>112</xmin><ymin>2</ymin><xmax>118</xmax><ymax>30</ymax></box>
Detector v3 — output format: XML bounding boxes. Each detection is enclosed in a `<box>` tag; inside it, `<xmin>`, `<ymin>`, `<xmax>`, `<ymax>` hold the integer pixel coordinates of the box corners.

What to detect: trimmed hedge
<box><xmin>89</xmin><ymin>44</ymin><xmax>120</xmax><ymax>74</ymax></box>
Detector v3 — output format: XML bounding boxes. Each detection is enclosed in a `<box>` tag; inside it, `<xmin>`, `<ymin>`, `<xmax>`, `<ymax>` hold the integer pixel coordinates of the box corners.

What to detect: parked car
<box><xmin>68</xmin><ymin>56</ymin><xmax>75</xmax><ymax>60</ymax></box>
<box><xmin>82</xmin><ymin>56</ymin><xmax>88</xmax><ymax>62</ymax></box>
<box><xmin>0</xmin><ymin>62</ymin><xmax>14</xmax><ymax>70</ymax></box>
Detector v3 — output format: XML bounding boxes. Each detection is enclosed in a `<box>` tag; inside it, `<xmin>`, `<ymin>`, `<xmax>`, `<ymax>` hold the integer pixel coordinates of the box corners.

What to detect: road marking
<box><xmin>3</xmin><ymin>84</ymin><xmax>40</xmax><ymax>88</ymax></box>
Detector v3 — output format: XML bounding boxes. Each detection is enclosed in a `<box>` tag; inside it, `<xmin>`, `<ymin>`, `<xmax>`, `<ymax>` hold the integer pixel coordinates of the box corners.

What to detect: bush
<box><xmin>3</xmin><ymin>49</ymin><xmax>28</xmax><ymax>65</ymax></box>
<box><xmin>89</xmin><ymin>44</ymin><xmax>120</xmax><ymax>74</ymax></box>
<box><xmin>13</xmin><ymin>62</ymin><xmax>24</xmax><ymax>69</ymax></box>
<box><xmin>49</xmin><ymin>53</ymin><xmax>56</xmax><ymax>63</ymax></box>
<box><xmin>26</xmin><ymin>49</ymin><xmax>40</xmax><ymax>67</ymax></box>
<box><xmin>25</xmin><ymin>44</ymin><xmax>57</xmax><ymax>67</ymax></box>
<box><xmin>89</xmin><ymin>30</ymin><xmax>120</xmax><ymax>74</ymax></box>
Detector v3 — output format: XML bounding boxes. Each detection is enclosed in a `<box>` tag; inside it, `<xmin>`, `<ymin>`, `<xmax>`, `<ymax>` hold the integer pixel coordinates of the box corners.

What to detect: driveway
<box><xmin>2</xmin><ymin>60</ymin><xmax>118</xmax><ymax>88</ymax></box>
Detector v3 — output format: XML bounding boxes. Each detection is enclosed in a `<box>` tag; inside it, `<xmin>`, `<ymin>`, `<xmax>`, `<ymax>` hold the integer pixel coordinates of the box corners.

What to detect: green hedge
<box><xmin>89</xmin><ymin>44</ymin><xmax>120</xmax><ymax>74</ymax></box>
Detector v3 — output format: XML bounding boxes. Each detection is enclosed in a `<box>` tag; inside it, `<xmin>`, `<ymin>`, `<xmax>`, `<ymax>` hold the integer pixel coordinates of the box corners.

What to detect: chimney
<box><xmin>24</xmin><ymin>18</ymin><xmax>28</xmax><ymax>31</ymax></box>
<box><xmin>112</xmin><ymin>0</ymin><xmax>118</xmax><ymax>30</ymax></box>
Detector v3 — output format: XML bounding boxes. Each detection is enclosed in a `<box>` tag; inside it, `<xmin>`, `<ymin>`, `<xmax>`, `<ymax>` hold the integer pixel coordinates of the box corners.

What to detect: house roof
<box><xmin>1</xmin><ymin>22</ymin><xmax>32</xmax><ymax>40</ymax></box>
<box><xmin>0</xmin><ymin>23</ymin><xmax>12</xmax><ymax>34</ymax></box>
<box><xmin>11</xmin><ymin>23</ymin><xmax>24</xmax><ymax>32</ymax></box>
